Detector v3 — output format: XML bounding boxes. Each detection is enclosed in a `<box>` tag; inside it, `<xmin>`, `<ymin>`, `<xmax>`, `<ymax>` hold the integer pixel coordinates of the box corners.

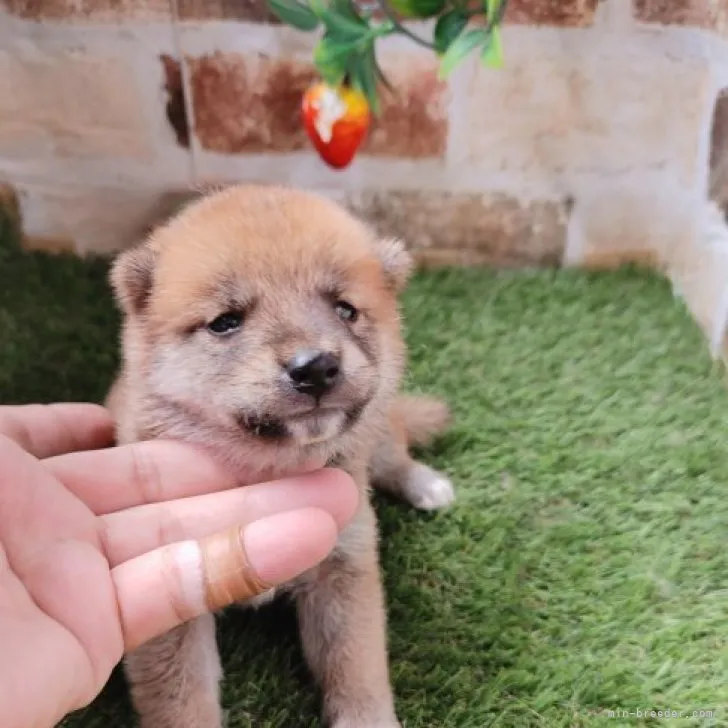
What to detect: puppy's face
<box><xmin>111</xmin><ymin>186</ymin><xmax>412</xmax><ymax>458</ymax></box>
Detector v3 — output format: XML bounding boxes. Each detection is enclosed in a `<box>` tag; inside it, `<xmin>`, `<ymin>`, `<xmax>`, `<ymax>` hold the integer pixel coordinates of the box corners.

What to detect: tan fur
<box><xmin>390</xmin><ymin>394</ymin><xmax>451</xmax><ymax>449</ymax></box>
<box><xmin>105</xmin><ymin>184</ymin><xmax>454</xmax><ymax>728</ymax></box>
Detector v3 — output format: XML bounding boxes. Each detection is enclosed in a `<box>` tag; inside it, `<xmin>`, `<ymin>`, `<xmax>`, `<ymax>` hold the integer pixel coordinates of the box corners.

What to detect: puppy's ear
<box><xmin>109</xmin><ymin>242</ymin><xmax>156</xmax><ymax>315</ymax></box>
<box><xmin>374</xmin><ymin>237</ymin><xmax>414</xmax><ymax>292</ymax></box>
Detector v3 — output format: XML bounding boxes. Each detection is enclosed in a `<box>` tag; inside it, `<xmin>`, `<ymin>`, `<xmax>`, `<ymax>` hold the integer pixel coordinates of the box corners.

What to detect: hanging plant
<box><xmin>266</xmin><ymin>0</ymin><xmax>508</xmax><ymax>167</ymax></box>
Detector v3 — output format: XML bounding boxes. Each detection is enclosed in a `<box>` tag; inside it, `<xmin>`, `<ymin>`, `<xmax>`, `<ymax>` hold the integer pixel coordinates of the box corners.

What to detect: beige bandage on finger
<box><xmin>115</xmin><ymin>508</ymin><xmax>337</xmax><ymax>651</ymax></box>
<box><xmin>199</xmin><ymin>526</ymin><xmax>273</xmax><ymax>610</ymax></box>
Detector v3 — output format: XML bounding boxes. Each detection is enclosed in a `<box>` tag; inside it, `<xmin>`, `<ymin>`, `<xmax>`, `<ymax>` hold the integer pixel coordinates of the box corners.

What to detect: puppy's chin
<box><xmin>238</xmin><ymin>402</ymin><xmax>367</xmax><ymax>447</ymax></box>
<box><xmin>287</xmin><ymin>410</ymin><xmax>347</xmax><ymax>446</ymax></box>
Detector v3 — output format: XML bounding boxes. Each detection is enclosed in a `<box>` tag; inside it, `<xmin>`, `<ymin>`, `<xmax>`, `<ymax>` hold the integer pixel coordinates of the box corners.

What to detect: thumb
<box><xmin>112</xmin><ymin>508</ymin><xmax>338</xmax><ymax>652</ymax></box>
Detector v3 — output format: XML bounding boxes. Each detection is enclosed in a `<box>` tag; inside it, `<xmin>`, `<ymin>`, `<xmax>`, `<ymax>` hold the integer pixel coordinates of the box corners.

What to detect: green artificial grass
<box><xmin>1</xmin><ymin>216</ymin><xmax>727</xmax><ymax>728</ymax></box>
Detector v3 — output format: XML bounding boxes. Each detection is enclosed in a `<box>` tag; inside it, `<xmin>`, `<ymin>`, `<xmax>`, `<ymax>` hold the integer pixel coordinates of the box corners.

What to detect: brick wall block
<box><xmin>7</xmin><ymin>182</ymin><xmax>200</xmax><ymax>255</ymax></box>
<box><xmin>1</xmin><ymin>0</ymin><xmax>171</xmax><ymax>21</ymax></box>
<box><xmin>161</xmin><ymin>54</ymin><xmax>191</xmax><ymax>148</ymax></box>
<box><xmin>450</xmin><ymin>28</ymin><xmax>712</xmax><ymax>190</ymax></box>
<box><xmin>0</xmin><ymin>46</ymin><xmax>154</xmax><ymax>161</ymax></box>
<box><xmin>564</xmin><ymin>182</ymin><xmax>693</xmax><ymax>269</ymax></box>
<box><xmin>342</xmin><ymin>189</ymin><xmax>568</xmax><ymax>265</ymax></box>
<box><xmin>187</xmin><ymin>52</ymin><xmax>317</xmax><ymax>154</ymax></box>
<box><xmin>504</xmin><ymin>0</ymin><xmax>598</xmax><ymax>26</ymax></box>
<box><xmin>365</xmin><ymin>56</ymin><xmax>448</xmax><ymax>159</ymax></box>
<box><xmin>633</xmin><ymin>0</ymin><xmax>728</xmax><ymax>32</ymax></box>
<box><xmin>177</xmin><ymin>0</ymin><xmax>280</xmax><ymax>22</ymax></box>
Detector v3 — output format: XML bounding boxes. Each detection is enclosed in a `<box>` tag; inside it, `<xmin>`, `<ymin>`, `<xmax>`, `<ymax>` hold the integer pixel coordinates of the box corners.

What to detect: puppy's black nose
<box><xmin>286</xmin><ymin>349</ymin><xmax>341</xmax><ymax>398</ymax></box>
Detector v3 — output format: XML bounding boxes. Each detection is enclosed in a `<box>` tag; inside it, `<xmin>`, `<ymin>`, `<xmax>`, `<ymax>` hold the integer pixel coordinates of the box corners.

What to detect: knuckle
<box><xmin>0</xmin><ymin>409</ymin><xmax>32</xmax><ymax>451</ymax></box>
<box><xmin>46</xmin><ymin>403</ymin><xmax>80</xmax><ymax>451</ymax></box>
<box><xmin>129</xmin><ymin>443</ymin><xmax>165</xmax><ymax>505</ymax></box>
<box><xmin>155</xmin><ymin>506</ymin><xmax>186</xmax><ymax>549</ymax></box>
<box><xmin>160</xmin><ymin>545</ymin><xmax>200</xmax><ymax>624</ymax></box>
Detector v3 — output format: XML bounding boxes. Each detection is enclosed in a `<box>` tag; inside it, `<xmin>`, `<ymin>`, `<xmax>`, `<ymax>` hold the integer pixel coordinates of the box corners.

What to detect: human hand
<box><xmin>0</xmin><ymin>403</ymin><xmax>358</xmax><ymax>728</ymax></box>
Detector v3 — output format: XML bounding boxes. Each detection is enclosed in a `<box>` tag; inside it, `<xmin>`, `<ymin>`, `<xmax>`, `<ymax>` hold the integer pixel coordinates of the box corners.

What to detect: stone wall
<box><xmin>2</xmin><ymin>0</ymin><xmax>728</xmax><ymax>354</ymax></box>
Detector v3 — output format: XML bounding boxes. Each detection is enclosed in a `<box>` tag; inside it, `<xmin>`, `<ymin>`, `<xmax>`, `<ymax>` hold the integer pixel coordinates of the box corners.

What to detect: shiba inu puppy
<box><xmin>106</xmin><ymin>184</ymin><xmax>455</xmax><ymax>728</ymax></box>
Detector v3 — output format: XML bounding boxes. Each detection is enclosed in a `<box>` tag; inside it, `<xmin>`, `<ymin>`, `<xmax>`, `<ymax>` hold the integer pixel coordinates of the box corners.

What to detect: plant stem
<box><xmin>482</xmin><ymin>0</ymin><xmax>509</xmax><ymax>34</ymax></box>
<box><xmin>374</xmin><ymin>0</ymin><xmax>437</xmax><ymax>49</ymax></box>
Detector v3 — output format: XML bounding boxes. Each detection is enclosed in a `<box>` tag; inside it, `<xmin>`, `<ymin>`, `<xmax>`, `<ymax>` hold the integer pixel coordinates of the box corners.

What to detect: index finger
<box><xmin>0</xmin><ymin>403</ymin><xmax>114</xmax><ymax>458</ymax></box>
<box><xmin>44</xmin><ymin>439</ymin><xmax>326</xmax><ymax>515</ymax></box>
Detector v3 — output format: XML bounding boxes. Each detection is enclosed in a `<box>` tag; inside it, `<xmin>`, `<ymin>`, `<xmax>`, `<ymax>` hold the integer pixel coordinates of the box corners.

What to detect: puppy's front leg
<box><xmin>124</xmin><ymin>614</ymin><xmax>223</xmax><ymax>728</ymax></box>
<box><xmin>296</xmin><ymin>502</ymin><xmax>400</xmax><ymax>728</ymax></box>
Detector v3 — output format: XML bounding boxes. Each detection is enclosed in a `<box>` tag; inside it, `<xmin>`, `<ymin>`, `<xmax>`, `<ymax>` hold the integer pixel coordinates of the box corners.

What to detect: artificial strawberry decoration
<box><xmin>269</xmin><ymin>0</ymin><xmax>508</xmax><ymax>129</ymax></box>
<box><xmin>301</xmin><ymin>81</ymin><xmax>371</xmax><ymax>170</ymax></box>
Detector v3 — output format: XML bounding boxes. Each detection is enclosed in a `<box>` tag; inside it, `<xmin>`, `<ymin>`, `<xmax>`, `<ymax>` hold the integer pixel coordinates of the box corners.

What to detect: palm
<box><xmin>0</xmin><ymin>433</ymin><xmax>123</xmax><ymax>727</ymax></box>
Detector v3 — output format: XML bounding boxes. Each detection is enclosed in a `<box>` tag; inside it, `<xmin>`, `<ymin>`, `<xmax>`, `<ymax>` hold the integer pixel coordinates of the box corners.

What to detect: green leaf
<box><xmin>307</xmin><ymin>0</ymin><xmax>325</xmax><ymax>14</ymax></box>
<box><xmin>485</xmin><ymin>0</ymin><xmax>501</xmax><ymax>16</ymax></box>
<box><xmin>306</xmin><ymin>0</ymin><xmax>373</xmax><ymax>40</ymax></box>
<box><xmin>480</xmin><ymin>25</ymin><xmax>503</xmax><ymax>68</ymax></box>
<box><xmin>321</xmin><ymin>10</ymin><xmax>373</xmax><ymax>39</ymax></box>
<box><xmin>348</xmin><ymin>45</ymin><xmax>381</xmax><ymax>114</ymax></box>
<box><xmin>313</xmin><ymin>37</ymin><xmax>355</xmax><ymax>85</ymax></box>
<box><xmin>433</xmin><ymin>9</ymin><xmax>469</xmax><ymax>55</ymax></box>
<box><xmin>330</xmin><ymin>0</ymin><xmax>369</xmax><ymax>26</ymax></box>
<box><xmin>318</xmin><ymin>34</ymin><xmax>363</xmax><ymax>62</ymax></box>
<box><xmin>437</xmin><ymin>28</ymin><xmax>487</xmax><ymax>79</ymax></box>
<box><xmin>407</xmin><ymin>0</ymin><xmax>446</xmax><ymax>19</ymax></box>
<box><xmin>265</xmin><ymin>0</ymin><xmax>319</xmax><ymax>31</ymax></box>
<box><xmin>361</xmin><ymin>46</ymin><xmax>381</xmax><ymax>113</ymax></box>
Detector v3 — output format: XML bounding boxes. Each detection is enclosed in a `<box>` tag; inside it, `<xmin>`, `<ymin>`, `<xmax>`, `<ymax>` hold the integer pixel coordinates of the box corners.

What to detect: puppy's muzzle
<box><xmin>285</xmin><ymin>349</ymin><xmax>341</xmax><ymax>400</ymax></box>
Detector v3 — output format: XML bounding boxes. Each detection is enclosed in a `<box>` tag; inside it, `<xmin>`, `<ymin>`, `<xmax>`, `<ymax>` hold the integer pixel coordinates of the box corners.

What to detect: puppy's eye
<box><xmin>207</xmin><ymin>312</ymin><xmax>243</xmax><ymax>335</ymax></box>
<box><xmin>335</xmin><ymin>300</ymin><xmax>359</xmax><ymax>323</ymax></box>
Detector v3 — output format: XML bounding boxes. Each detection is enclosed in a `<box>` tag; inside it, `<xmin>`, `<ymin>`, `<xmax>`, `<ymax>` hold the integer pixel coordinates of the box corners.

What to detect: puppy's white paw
<box><xmin>411</xmin><ymin>475</ymin><xmax>455</xmax><ymax>510</ymax></box>
<box><xmin>405</xmin><ymin>463</ymin><xmax>456</xmax><ymax>511</ymax></box>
